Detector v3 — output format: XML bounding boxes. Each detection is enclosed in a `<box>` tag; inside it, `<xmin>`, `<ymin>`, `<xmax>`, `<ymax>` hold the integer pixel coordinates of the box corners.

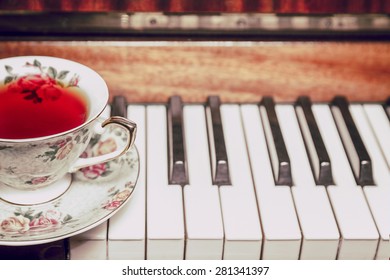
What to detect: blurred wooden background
<box><xmin>1</xmin><ymin>41</ymin><xmax>388</xmax><ymax>103</ymax></box>
<box><xmin>0</xmin><ymin>1</ymin><xmax>389</xmax><ymax>104</ymax></box>
<box><xmin>0</xmin><ymin>0</ymin><xmax>389</xmax><ymax>13</ymax></box>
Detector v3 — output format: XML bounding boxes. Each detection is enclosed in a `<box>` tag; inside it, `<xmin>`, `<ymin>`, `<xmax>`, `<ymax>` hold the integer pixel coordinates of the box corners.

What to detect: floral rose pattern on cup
<box><xmin>36</xmin><ymin>131</ymin><xmax>89</xmax><ymax>163</ymax></box>
<box><xmin>25</xmin><ymin>175</ymin><xmax>50</xmax><ymax>185</ymax></box>
<box><xmin>0</xmin><ymin>208</ymin><xmax>74</xmax><ymax>236</ymax></box>
<box><xmin>4</xmin><ymin>59</ymin><xmax>79</xmax><ymax>104</ymax></box>
<box><xmin>36</xmin><ymin>137</ymin><xmax>73</xmax><ymax>162</ymax></box>
<box><xmin>4</xmin><ymin>128</ymin><xmax>91</xmax><ymax>186</ymax></box>
<box><xmin>56</xmin><ymin>142</ymin><xmax>74</xmax><ymax>160</ymax></box>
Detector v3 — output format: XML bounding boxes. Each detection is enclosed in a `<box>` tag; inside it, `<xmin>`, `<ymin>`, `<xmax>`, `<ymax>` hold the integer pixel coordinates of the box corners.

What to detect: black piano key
<box><xmin>296</xmin><ymin>96</ymin><xmax>334</xmax><ymax>186</ymax></box>
<box><xmin>206</xmin><ymin>96</ymin><xmax>231</xmax><ymax>186</ymax></box>
<box><xmin>110</xmin><ymin>95</ymin><xmax>137</xmax><ymax>152</ymax></box>
<box><xmin>385</xmin><ymin>97</ymin><xmax>390</xmax><ymax>120</ymax></box>
<box><xmin>331</xmin><ymin>96</ymin><xmax>374</xmax><ymax>186</ymax></box>
<box><xmin>259</xmin><ymin>96</ymin><xmax>293</xmax><ymax>186</ymax></box>
<box><xmin>0</xmin><ymin>239</ymin><xmax>69</xmax><ymax>260</ymax></box>
<box><xmin>111</xmin><ymin>95</ymin><xmax>127</xmax><ymax>117</ymax></box>
<box><xmin>167</xmin><ymin>96</ymin><xmax>188</xmax><ymax>185</ymax></box>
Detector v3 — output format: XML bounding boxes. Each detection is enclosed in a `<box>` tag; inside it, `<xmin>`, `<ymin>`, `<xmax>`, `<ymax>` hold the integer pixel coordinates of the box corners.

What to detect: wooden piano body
<box><xmin>0</xmin><ymin>1</ymin><xmax>389</xmax><ymax>260</ymax></box>
<box><xmin>0</xmin><ymin>41</ymin><xmax>389</xmax><ymax>104</ymax></box>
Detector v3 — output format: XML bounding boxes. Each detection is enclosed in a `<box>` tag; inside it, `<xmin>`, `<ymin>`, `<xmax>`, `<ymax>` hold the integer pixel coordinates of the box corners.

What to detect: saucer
<box><xmin>0</xmin><ymin>174</ymin><xmax>73</xmax><ymax>206</ymax></box>
<box><xmin>0</xmin><ymin>131</ymin><xmax>139</xmax><ymax>246</ymax></box>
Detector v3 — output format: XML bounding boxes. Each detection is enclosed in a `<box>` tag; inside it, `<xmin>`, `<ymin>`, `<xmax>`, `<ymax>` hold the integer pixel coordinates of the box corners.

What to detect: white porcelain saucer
<box><xmin>0</xmin><ymin>174</ymin><xmax>73</xmax><ymax>206</ymax></box>
<box><xmin>0</xmin><ymin>131</ymin><xmax>139</xmax><ymax>246</ymax></box>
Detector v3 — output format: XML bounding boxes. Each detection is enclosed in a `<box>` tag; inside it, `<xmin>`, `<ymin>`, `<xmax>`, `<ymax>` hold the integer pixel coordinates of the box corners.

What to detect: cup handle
<box><xmin>68</xmin><ymin>116</ymin><xmax>137</xmax><ymax>173</ymax></box>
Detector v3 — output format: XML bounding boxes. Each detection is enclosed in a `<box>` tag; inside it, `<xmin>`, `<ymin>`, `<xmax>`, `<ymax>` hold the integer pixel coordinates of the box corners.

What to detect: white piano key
<box><xmin>276</xmin><ymin>105</ymin><xmax>339</xmax><ymax>260</ymax></box>
<box><xmin>108</xmin><ymin>105</ymin><xmax>146</xmax><ymax>260</ymax></box>
<box><xmin>182</xmin><ymin>105</ymin><xmax>224</xmax><ymax>260</ymax></box>
<box><xmin>313</xmin><ymin>105</ymin><xmax>379</xmax><ymax>260</ymax></box>
<box><xmin>241</xmin><ymin>105</ymin><xmax>301</xmax><ymax>260</ymax></box>
<box><xmin>146</xmin><ymin>105</ymin><xmax>184</xmax><ymax>260</ymax></box>
<box><xmin>219</xmin><ymin>104</ymin><xmax>262</xmax><ymax>260</ymax></box>
<box><xmin>69</xmin><ymin>221</ymin><xmax>108</xmax><ymax>260</ymax></box>
<box><xmin>350</xmin><ymin>105</ymin><xmax>390</xmax><ymax>260</ymax></box>
<box><xmin>363</xmin><ymin>104</ymin><xmax>390</xmax><ymax>170</ymax></box>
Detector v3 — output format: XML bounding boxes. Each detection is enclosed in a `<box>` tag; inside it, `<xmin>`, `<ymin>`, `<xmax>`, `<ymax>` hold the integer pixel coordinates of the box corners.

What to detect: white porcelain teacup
<box><xmin>0</xmin><ymin>56</ymin><xmax>136</xmax><ymax>193</ymax></box>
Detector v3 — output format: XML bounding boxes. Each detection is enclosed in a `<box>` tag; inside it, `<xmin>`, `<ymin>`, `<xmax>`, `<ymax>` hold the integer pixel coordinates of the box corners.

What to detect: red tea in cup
<box><xmin>0</xmin><ymin>74</ymin><xmax>88</xmax><ymax>139</ymax></box>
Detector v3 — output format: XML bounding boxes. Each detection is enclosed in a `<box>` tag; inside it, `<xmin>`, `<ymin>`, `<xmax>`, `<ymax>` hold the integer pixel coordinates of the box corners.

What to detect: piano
<box><xmin>0</xmin><ymin>0</ymin><xmax>389</xmax><ymax>260</ymax></box>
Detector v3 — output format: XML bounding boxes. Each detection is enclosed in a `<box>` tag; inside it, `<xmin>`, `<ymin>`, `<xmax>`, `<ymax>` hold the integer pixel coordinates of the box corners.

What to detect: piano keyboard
<box><xmin>3</xmin><ymin>96</ymin><xmax>388</xmax><ymax>260</ymax></box>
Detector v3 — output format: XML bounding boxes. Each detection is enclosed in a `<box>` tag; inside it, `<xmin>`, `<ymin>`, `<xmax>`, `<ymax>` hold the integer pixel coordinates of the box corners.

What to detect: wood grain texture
<box><xmin>0</xmin><ymin>41</ymin><xmax>388</xmax><ymax>104</ymax></box>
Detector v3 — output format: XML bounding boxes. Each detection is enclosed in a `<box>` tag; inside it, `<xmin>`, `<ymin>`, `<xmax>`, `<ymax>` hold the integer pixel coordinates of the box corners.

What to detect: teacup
<box><xmin>0</xmin><ymin>56</ymin><xmax>136</xmax><ymax>192</ymax></box>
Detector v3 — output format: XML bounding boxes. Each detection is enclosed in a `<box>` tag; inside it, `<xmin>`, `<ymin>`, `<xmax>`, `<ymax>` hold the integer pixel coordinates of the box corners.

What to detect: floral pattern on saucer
<box><xmin>0</xmin><ymin>136</ymin><xmax>139</xmax><ymax>246</ymax></box>
<box><xmin>0</xmin><ymin>208</ymin><xmax>74</xmax><ymax>236</ymax></box>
